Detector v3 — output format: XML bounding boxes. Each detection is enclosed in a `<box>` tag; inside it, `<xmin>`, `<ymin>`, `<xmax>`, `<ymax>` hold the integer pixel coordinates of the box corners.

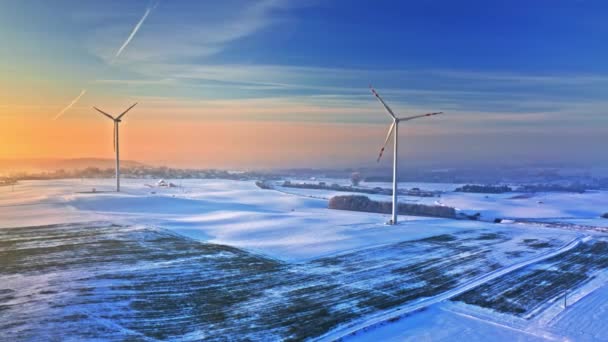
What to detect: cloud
<box><xmin>73</xmin><ymin>1</ymin><xmax>608</xmax><ymax>131</ymax></box>
<box><xmin>114</xmin><ymin>62</ymin><xmax>608</xmax><ymax>116</ymax></box>
<box><xmin>91</xmin><ymin>0</ymin><xmax>292</xmax><ymax>65</ymax></box>
<box><xmin>426</xmin><ymin>69</ymin><xmax>608</xmax><ymax>85</ymax></box>
<box><xmin>125</xmin><ymin>62</ymin><xmax>608</xmax><ymax>96</ymax></box>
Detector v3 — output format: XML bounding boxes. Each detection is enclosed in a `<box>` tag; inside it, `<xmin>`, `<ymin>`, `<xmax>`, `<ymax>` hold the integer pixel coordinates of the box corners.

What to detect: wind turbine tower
<box><xmin>93</xmin><ymin>103</ymin><xmax>138</xmax><ymax>192</ymax></box>
<box><xmin>370</xmin><ymin>86</ymin><xmax>443</xmax><ymax>225</ymax></box>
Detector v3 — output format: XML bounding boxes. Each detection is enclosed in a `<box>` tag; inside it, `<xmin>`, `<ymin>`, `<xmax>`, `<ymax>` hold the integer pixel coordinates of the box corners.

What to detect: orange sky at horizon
<box><xmin>0</xmin><ymin>90</ymin><xmax>458</xmax><ymax>169</ymax></box>
<box><xmin>2</xmin><ymin>1</ymin><xmax>608</xmax><ymax>172</ymax></box>
<box><xmin>3</xmin><ymin>88</ymin><xmax>607</xmax><ymax>170</ymax></box>
<box><xmin>4</xmin><ymin>107</ymin><xmax>607</xmax><ymax>169</ymax></box>
<box><xmin>1</xmin><ymin>114</ymin><xmax>394</xmax><ymax>168</ymax></box>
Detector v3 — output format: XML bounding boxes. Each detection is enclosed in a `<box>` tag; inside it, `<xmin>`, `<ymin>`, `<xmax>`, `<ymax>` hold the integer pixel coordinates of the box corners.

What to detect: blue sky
<box><xmin>1</xmin><ymin>0</ymin><xmax>607</xmax><ymax>168</ymax></box>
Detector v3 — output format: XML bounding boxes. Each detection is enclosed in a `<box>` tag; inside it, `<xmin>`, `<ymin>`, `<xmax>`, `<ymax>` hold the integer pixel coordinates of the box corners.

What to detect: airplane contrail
<box><xmin>113</xmin><ymin>0</ymin><xmax>159</xmax><ymax>59</ymax></box>
<box><xmin>53</xmin><ymin>89</ymin><xmax>87</xmax><ymax>120</ymax></box>
<box><xmin>53</xmin><ymin>1</ymin><xmax>159</xmax><ymax>120</ymax></box>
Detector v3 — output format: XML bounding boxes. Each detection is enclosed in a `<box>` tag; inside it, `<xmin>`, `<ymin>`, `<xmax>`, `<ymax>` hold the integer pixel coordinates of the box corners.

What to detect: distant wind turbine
<box><xmin>93</xmin><ymin>103</ymin><xmax>138</xmax><ymax>192</ymax></box>
<box><xmin>370</xmin><ymin>86</ymin><xmax>443</xmax><ymax>225</ymax></box>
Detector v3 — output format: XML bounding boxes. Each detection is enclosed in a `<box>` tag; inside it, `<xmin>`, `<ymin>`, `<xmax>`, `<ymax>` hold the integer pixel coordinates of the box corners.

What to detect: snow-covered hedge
<box><xmin>255</xmin><ymin>181</ymin><xmax>273</xmax><ymax>190</ymax></box>
<box><xmin>328</xmin><ymin>195</ymin><xmax>456</xmax><ymax>218</ymax></box>
<box><xmin>454</xmin><ymin>184</ymin><xmax>512</xmax><ymax>194</ymax></box>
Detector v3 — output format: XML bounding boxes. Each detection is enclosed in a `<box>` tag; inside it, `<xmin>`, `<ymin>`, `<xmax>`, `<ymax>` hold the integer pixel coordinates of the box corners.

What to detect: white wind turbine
<box><xmin>93</xmin><ymin>103</ymin><xmax>138</xmax><ymax>192</ymax></box>
<box><xmin>370</xmin><ymin>86</ymin><xmax>443</xmax><ymax>225</ymax></box>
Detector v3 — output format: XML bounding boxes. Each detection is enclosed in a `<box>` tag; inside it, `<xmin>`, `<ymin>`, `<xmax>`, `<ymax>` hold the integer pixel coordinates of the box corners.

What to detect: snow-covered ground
<box><xmin>276</xmin><ymin>180</ymin><xmax>608</xmax><ymax>226</ymax></box>
<box><xmin>346</xmin><ymin>304</ymin><xmax>549</xmax><ymax>342</ymax></box>
<box><xmin>1</xmin><ymin>178</ymin><xmax>607</xmax><ymax>340</ymax></box>
<box><xmin>548</xmin><ymin>276</ymin><xmax>608</xmax><ymax>340</ymax></box>
<box><xmin>439</xmin><ymin>190</ymin><xmax>608</xmax><ymax>221</ymax></box>
<box><xmin>0</xmin><ymin>178</ymin><xmax>526</xmax><ymax>261</ymax></box>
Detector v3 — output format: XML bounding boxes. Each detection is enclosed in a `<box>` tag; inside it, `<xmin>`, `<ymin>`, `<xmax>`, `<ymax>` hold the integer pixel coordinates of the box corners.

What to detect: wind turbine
<box><xmin>93</xmin><ymin>103</ymin><xmax>138</xmax><ymax>192</ymax></box>
<box><xmin>370</xmin><ymin>86</ymin><xmax>443</xmax><ymax>225</ymax></box>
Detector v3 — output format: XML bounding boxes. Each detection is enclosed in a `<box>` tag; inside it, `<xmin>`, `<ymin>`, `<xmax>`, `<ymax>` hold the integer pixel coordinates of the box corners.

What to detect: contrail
<box><xmin>113</xmin><ymin>0</ymin><xmax>159</xmax><ymax>59</ymax></box>
<box><xmin>53</xmin><ymin>1</ymin><xmax>159</xmax><ymax>120</ymax></box>
<box><xmin>53</xmin><ymin>89</ymin><xmax>87</xmax><ymax>120</ymax></box>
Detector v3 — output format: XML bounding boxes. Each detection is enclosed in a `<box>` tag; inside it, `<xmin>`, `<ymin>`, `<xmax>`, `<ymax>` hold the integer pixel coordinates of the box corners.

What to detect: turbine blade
<box><xmin>377</xmin><ymin>121</ymin><xmax>395</xmax><ymax>163</ymax></box>
<box><xmin>117</xmin><ymin>102</ymin><xmax>138</xmax><ymax>120</ymax></box>
<box><xmin>113</xmin><ymin>124</ymin><xmax>116</xmax><ymax>152</ymax></box>
<box><xmin>93</xmin><ymin>107</ymin><xmax>115</xmax><ymax>120</ymax></box>
<box><xmin>370</xmin><ymin>85</ymin><xmax>397</xmax><ymax>119</ymax></box>
<box><xmin>400</xmin><ymin>112</ymin><xmax>444</xmax><ymax>122</ymax></box>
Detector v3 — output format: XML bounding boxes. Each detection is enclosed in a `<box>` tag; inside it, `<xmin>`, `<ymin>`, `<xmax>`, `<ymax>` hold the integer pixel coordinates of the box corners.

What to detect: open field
<box><xmin>0</xmin><ymin>221</ymin><xmax>576</xmax><ymax>341</ymax></box>
<box><xmin>5</xmin><ymin>178</ymin><xmax>588</xmax><ymax>262</ymax></box>
<box><xmin>454</xmin><ymin>238</ymin><xmax>608</xmax><ymax>318</ymax></box>
<box><xmin>548</xmin><ymin>279</ymin><xmax>608</xmax><ymax>340</ymax></box>
<box><xmin>1</xmin><ymin>179</ymin><xmax>608</xmax><ymax>341</ymax></box>
<box><xmin>275</xmin><ymin>180</ymin><xmax>608</xmax><ymax>224</ymax></box>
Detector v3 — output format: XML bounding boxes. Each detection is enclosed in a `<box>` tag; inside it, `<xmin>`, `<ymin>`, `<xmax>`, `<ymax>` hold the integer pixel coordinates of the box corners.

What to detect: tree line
<box><xmin>454</xmin><ymin>184</ymin><xmax>512</xmax><ymax>194</ymax></box>
<box><xmin>328</xmin><ymin>195</ymin><xmax>456</xmax><ymax>218</ymax></box>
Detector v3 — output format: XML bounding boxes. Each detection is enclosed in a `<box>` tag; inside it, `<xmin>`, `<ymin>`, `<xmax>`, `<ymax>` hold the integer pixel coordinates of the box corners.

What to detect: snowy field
<box><xmin>1</xmin><ymin>179</ymin><xmax>608</xmax><ymax>340</ymax></box>
<box><xmin>276</xmin><ymin>180</ymin><xmax>608</xmax><ymax>226</ymax></box>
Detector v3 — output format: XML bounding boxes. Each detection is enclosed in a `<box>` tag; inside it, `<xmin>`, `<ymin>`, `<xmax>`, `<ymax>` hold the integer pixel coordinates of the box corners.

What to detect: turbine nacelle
<box><xmin>93</xmin><ymin>102</ymin><xmax>138</xmax><ymax>122</ymax></box>
<box><xmin>370</xmin><ymin>86</ymin><xmax>443</xmax><ymax>163</ymax></box>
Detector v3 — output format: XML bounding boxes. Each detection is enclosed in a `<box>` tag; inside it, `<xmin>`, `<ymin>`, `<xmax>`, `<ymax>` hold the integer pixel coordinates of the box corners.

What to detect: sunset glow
<box><xmin>1</xmin><ymin>1</ymin><xmax>607</xmax><ymax>169</ymax></box>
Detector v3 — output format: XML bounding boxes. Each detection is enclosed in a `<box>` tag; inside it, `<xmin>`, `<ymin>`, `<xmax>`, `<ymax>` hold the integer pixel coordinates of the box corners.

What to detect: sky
<box><xmin>1</xmin><ymin>0</ymin><xmax>607</xmax><ymax>169</ymax></box>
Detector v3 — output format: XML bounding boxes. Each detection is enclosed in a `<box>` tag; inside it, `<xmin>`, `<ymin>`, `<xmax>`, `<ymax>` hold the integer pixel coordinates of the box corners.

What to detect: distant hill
<box><xmin>0</xmin><ymin>158</ymin><xmax>148</xmax><ymax>173</ymax></box>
